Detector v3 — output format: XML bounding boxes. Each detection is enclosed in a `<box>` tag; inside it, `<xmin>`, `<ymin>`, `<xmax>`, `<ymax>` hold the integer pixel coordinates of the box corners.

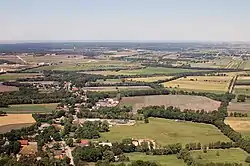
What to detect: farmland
<box><xmin>225</xmin><ymin>117</ymin><xmax>250</xmax><ymax>137</ymax></box>
<box><xmin>233</xmin><ymin>86</ymin><xmax>250</xmax><ymax>95</ymax></box>
<box><xmin>191</xmin><ymin>148</ymin><xmax>249</xmax><ymax>165</ymax></box>
<box><xmin>0</xmin><ymin>114</ymin><xmax>35</xmax><ymax>133</ymax></box>
<box><xmin>83</xmin><ymin>86</ymin><xmax>151</xmax><ymax>92</ymax></box>
<box><xmin>83</xmin><ymin>67</ymin><xmax>203</xmax><ymax>76</ymax></box>
<box><xmin>126</xmin><ymin>76</ymin><xmax>173</xmax><ymax>82</ymax></box>
<box><xmin>0</xmin><ymin>73</ymin><xmax>40</xmax><ymax>81</ymax></box>
<box><xmin>0</xmin><ymin>103</ymin><xmax>58</xmax><ymax>114</ymax></box>
<box><xmin>99</xmin><ymin>118</ymin><xmax>230</xmax><ymax>145</ymax></box>
<box><xmin>162</xmin><ymin>76</ymin><xmax>232</xmax><ymax>93</ymax></box>
<box><xmin>0</xmin><ymin>84</ymin><xmax>19</xmax><ymax>92</ymax></box>
<box><xmin>119</xmin><ymin>95</ymin><xmax>221</xmax><ymax>112</ymax></box>
<box><xmin>126</xmin><ymin>153</ymin><xmax>185</xmax><ymax>166</ymax></box>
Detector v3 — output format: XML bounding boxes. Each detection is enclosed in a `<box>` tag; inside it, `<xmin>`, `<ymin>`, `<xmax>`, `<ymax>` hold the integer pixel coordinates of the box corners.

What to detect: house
<box><xmin>132</xmin><ymin>139</ymin><xmax>156</xmax><ymax>149</ymax></box>
<box><xmin>80</xmin><ymin>140</ymin><xmax>89</xmax><ymax>146</ymax></box>
<box><xmin>53</xmin><ymin>150</ymin><xmax>66</xmax><ymax>159</ymax></box>
<box><xmin>39</xmin><ymin>123</ymin><xmax>51</xmax><ymax>130</ymax></box>
<box><xmin>99</xmin><ymin>142</ymin><xmax>112</xmax><ymax>147</ymax></box>
<box><xmin>19</xmin><ymin>140</ymin><xmax>29</xmax><ymax>146</ymax></box>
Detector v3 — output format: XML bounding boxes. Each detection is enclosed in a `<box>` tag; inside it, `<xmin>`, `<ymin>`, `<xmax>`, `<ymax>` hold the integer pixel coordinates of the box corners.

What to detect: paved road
<box><xmin>62</xmin><ymin>141</ymin><xmax>75</xmax><ymax>166</ymax></box>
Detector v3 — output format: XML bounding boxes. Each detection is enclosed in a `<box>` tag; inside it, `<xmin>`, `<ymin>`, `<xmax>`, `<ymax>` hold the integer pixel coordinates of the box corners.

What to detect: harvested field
<box><xmin>0</xmin><ymin>84</ymin><xmax>19</xmax><ymax>92</ymax></box>
<box><xmin>83</xmin><ymin>86</ymin><xmax>152</xmax><ymax>92</ymax></box>
<box><xmin>162</xmin><ymin>76</ymin><xmax>232</xmax><ymax>93</ymax></box>
<box><xmin>0</xmin><ymin>114</ymin><xmax>35</xmax><ymax>133</ymax></box>
<box><xmin>227</xmin><ymin>102</ymin><xmax>250</xmax><ymax>114</ymax></box>
<box><xmin>127</xmin><ymin>76</ymin><xmax>173</xmax><ymax>82</ymax></box>
<box><xmin>191</xmin><ymin>148</ymin><xmax>248</xmax><ymax>165</ymax></box>
<box><xmin>119</xmin><ymin>95</ymin><xmax>220</xmax><ymax>112</ymax></box>
<box><xmin>225</xmin><ymin>117</ymin><xmax>250</xmax><ymax>136</ymax></box>
<box><xmin>99</xmin><ymin>118</ymin><xmax>230</xmax><ymax>145</ymax></box>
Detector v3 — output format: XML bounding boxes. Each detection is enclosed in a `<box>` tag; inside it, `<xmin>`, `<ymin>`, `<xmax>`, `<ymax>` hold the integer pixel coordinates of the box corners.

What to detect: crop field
<box><xmin>191</xmin><ymin>148</ymin><xmax>248</xmax><ymax>165</ymax></box>
<box><xmin>126</xmin><ymin>153</ymin><xmax>185</xmax><ymax>166</ymax></box>
<box><xmin>225</xmin><ymin>117</ymin><xmax>250</xmax><ymax>137</ymax></box>
<box><xmin>95</xmin><ymin>79</ymin><xmax>122</xmax><ymax>84</ymax></box>
<box><xmin>227</xmin><ymin>101</ymin><xmax>250</xmax><ymax>116</ymax></box>
<box><xmin>162</xmin><ymin>76</ymin><xmax>232</xmax><ymax>93</ymax></box>
<box><xmin>243</xmin><ymin>60</ymin><xmax>250</xmax><ymax>69</ymax></box>
<box><xmin>233</xmin><ymin>86</ymin><xmax>250</xmax><ymax>95</ymax></box>
<box><xmin>236</xmin><ymin>76</ymin><xmax>250</xmax><ymax>84</ymax></box>
<box><xmin>83</xmin><ymin>86</ymin><xmax>152</xmax><ymax>92</ymax></box>
<box><xmin>99</xmin><ymin>118</ymin><xmax>230</xmax><ymax>145</ymax></box>
<box><xmin>0</xmin><ymin>73</ymin><xmax>40</xmax><ymax>81</ymax></box>
<box><xmin>0</xmin><ymin>103</ymin><xmax>58</xmax><ymax>114</ymax></box>
<box><xmin>126</xmin><ymin>76</ymin><xmax>173</xmax><ymax>82</ymax></box>
<box><xmin>119</xmin><ymin>95</ymin><xmax>220</xmax><ymax>112</ymax></box>
<box><xmin>190</xmin><ymin>57</ymin><xmax>233</xmax><ymax>68</ymax></box>
<box><xmin>84</xmin><ymin>67</ymin><xmax>203</xmax><ymax>76</ymax></box>
<box><xmin>0</xmin><ymin>114</ymin><xmax>35</xmax><ymax>133</ymax></box>
<box><xmin>0</xmin><ymin>84</ymin><xmax>19</xmax><ymax>92</ymax></box>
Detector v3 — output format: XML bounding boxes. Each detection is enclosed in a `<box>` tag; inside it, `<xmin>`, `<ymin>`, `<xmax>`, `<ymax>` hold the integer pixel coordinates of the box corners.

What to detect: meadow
<box><xmin>0</xmin><ymin>73</ymin><xmax>41</xmax><ymax>81</ymax></box>
<box><xmin>233</xmin><ymin>86</ymin><xmax>250</xmax><ymax>95</ymax></box>
<box><xmin>99</xmin><ymin>118</ymin><xmax>230</xmax><ymax>145</ymax></box>
<box><xmin>162</xmin><ymin>76</ymin><xmax>232</xmax><ymax>93</ymax></box>
<box><xmin>0</xmin><ymin>103</ymin><xmax>58</xmax><ymax>114</ymax></box>
<box><xmin>191</xmin><ymin>148</ymin><xmax>249</xmax><ymax>165</ymax></box>
<box><xmin>83</xmin><ymin>86</ymin><xmax>152</xmax><ymax>92</ymax></box>
<box><xmin>126</xmin><ymin>153</ymin><xmax>185</xmax><ymax>166</ymax></box>
<box><xmin>126</xmin><ymin>76</ymin><xmax>173</xmax><ymax>82</ymax></box>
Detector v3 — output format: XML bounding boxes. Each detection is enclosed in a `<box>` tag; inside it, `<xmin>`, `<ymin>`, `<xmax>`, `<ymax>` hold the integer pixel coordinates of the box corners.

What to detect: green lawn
<box><xmin>191</xmin><ymin>148</ymin><xmax>249</xmax><ymax>165</ymax></box>
<box><xmin>99</xmin><ymin>118</ymin><xmax>230</xmax><ymax>146</ymax></box>
<box><xmin>126</xmin><ymin>153</ymin><xmax>184</xmax><ymax>166</ymax></box>
<box><xmin>0</xmin><ymin>103</ymin><xmax>58</xmax><ymax>114</ymax></box>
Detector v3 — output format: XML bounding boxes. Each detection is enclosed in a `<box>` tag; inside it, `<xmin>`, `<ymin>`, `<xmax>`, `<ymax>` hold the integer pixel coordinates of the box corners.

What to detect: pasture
<box><xmin>191</xmin><ymin>148</ymin><xmax>248</xmax><ymax>165</ymax></box>
<box><xmin>0</xmin><ymin>114</ymin><xmax>35</xmax><ymax>133</ymax></box>
<box><xmin>83</xmin><ymin>67</ymin><xmax>202</xmax><ymax>76</ymax></box>
<box><xmin>233</xmin><ymin>86</ymin><xmax>250</xmax><ymax>95</ymax></box>
<box><xmin>225</xmin><ymin>117</ymin><xmax>250</xmax><ymax>137</ymax></box>
<box><xmin>119</xmin><ymin>95</ymin><xmax>220</xmax><ymax>112</ymax></box>
<box><xmin>83</xmin><ymin>86</ymin><xmax>151</xmax><ymax>92</ymax></box>
<box><xmin>0</xmin><ymin>103</ymin><xmax>58</xmax><ymax>114</ymax></box>
<box><xmin>126</xmin><ymin>153</ymin><xmax>184</xmax><ymax>166</ymax></box>
<box><xmin>162</xmin><ymin>76</ymin><xmax>232</xmax><ymax>93</ymax></box>
<box><xmin>99</xmin><ymin>118</ymin><xmax>230</xmax><ymax>145</ymax></box>
<box><xmin>127</xmin><ymin>76</ymin><xmax>173</xmax><ymax>82</ymax></box>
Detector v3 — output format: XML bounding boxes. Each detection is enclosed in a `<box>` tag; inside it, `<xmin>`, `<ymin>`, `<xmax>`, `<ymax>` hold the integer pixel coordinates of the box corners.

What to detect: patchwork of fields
<box><xmin>83</xmin><ymin>86</ymin><xmax>152</xmax><ymax>92</ymax></box>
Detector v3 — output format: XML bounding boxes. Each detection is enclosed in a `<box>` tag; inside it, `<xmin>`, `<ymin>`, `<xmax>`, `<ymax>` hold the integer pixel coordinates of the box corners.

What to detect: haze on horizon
<box><xmin>1</xmin><ymin>0</ymin><xmax>250</xmax><ymax>42</ymax></box>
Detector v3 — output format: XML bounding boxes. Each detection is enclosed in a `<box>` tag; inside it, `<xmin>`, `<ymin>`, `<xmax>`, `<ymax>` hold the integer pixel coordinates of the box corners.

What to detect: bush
<box><xmin>245</xmin><ymin>156</ymin><xmax>250</xmax><ymax>163</ymax></box>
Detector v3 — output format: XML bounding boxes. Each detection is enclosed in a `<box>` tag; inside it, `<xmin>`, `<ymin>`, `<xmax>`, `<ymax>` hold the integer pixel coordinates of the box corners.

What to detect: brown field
<box><xmin>127</xmin><ymin>76</ymin><xmax>173</xmax><ymax>82</ymax></box>
<box><xmin>225</xmin><ymin>117</ymin><xmax>250</xmax><ymax>136</ymax></box>
<box><xmin>0</xmin><ymin>84</ymin><xmax>19</xmax><ymax>92</ymax></box>
<box><xmin>119</xmin><ymin>95</ymin><xmax>220</xmax><ymax>112</ymax></box>
<box><xmin>0</xmin><ymin>114</ymin><xmax>35</xmax><ymax>133</ymax></box>
<box><xmin>227</xmin><ymin>102</ymin><xmax>250</xmax><ymax>114</ymax></box>
<box><xmin>0</xmin><ymin>55</ymin><xmax>24</xmax><ymax>64</ymax></box>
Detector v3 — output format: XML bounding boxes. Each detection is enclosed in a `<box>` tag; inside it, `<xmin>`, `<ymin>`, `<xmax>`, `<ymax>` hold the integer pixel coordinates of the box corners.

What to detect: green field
<box><xmin>99</xmin><ymin>118</ymin><xmax>230</xmax><ymax>145</ymax></box>
<box><xmin>126</xmin><ymin>153</ymin><xmax>184</xmax><ymax>166</ymax></box>
<box><xmin>0</xmin><ymin>73</ymin><xmax>40</xmax><ymax>81</ymax></box>
<box><xmin>233</xmin><ymin>86</ymin><xmax>250</xmax><ymax>95</ymax></box>
<box><xmin>85</xmin><ymin>67</ymin><xmax>204</xmax><ymax>76</ymax></box>
<box><xmin>191</xmin><ymin>148</ymin><xmax>248</xmax><ymax>165</ymax></box>
<box><xmin>0</xmin><ymin>103</ymin><xmax>58</xmax><ymax>114</ymax></box>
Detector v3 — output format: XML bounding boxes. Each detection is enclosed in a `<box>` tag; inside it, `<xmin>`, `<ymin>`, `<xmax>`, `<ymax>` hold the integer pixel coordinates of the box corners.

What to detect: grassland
<box><xmin>126</xmin><ymin>153</ymin><xmax>185</xmax><ymax>166</ymax></box>
<box><xmin>126</xmin><ymin>76</ymin><xmax>173</xmax><ymax>82</ymax></box>
<box><xmin>243</xmin><ymin>60</ymin><xmax>250</xmax><ymax>69</ymax></box>
<box><xmin>191</xmin><ymin>148</ymin><xmax>248</xmax><ymax>165</ymax></box>
<box><xmin>0</xmin><ymin>73</ymin><xmax>40</xmax><ymax>81</ymax></box>
<box><xmin>99</xmin><ymin>118</ymin><xmax>230</xmax><ymax>145</ymax></box>
<box><xmin>233</xmin><ymin>86</ymin><xmax>250</xmax><ymax>95</ymax></box>
<box><xmin>119</xmin><ymin>95</ymin><xmax>220</xmax><ymax>113</ymax></box>
<box><xmin>162</xmin><ymin>76</ymin><xmax>232</xmax><ymax>93</ymax></box>
<box><xmin>83</xmin><ymin>67</ymin><xmax>203</xmax><ymax>76</ymax></box>
<box><xmin>225</xmin><ymin>117</ymin><xmax>250</xmax><ymax>137</ymax></box>
<box><xmin>83</xmin><ymin>86</ymin><xmax>152</xmax><ymax>92</ymax></box>
<box><xmin>0</xmin><ymin>103</ymin><xmax>58</xmax><ymax>114</ymax></box>
<box><xmin>227</xmin><ymin>101</ymin><xmax>250</xmax><ymax>116</ymax></box>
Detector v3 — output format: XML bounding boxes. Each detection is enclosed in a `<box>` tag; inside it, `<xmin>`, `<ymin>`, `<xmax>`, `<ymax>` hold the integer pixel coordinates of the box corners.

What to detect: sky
<box><xmin>1</xmin><ymin>0</ymin><xmax>250</xmax><ymax>42</ymax></box>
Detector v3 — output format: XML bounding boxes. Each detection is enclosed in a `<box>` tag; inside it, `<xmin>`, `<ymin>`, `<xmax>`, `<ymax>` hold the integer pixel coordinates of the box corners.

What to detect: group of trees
<box><xmin>75</xmin><ymin>121</ymin><xmax>109</xmax><ymax>139</ymax></box>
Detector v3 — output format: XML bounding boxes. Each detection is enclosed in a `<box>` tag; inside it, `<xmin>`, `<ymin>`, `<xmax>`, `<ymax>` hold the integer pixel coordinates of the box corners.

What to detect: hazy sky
<box><xmin>1</xmin><ymin>0</ymin><xmax>250</xmax><ymax>41</ymax></box>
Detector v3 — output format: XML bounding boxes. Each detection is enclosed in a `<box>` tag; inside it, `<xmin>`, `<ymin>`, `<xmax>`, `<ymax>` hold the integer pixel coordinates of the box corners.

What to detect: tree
<box><xmin>237</xmin><ymin>95</ymin><xmax>246</xmax><ymax>102</ymax></box>
<box><xmin>216</xmin><ymin>151</ymin><xmax>220</xmax><ymax>156</ymax></box>
<box><xmin>203</xmin><ymin>145</ymin><xmax>207</xmax><ymax>153</ymax></box>
<box><xmin>66</xmin><ymin>138</ymin><xmax>74</xmax><ymax>147</ymax></box>
<box><xmin>246</xmin><ymin>156</ymin><xmax>250</xmax><ymax>163</ymax></box>
<box><xmin>100</xmin><ymin>121</ymin><xmax>109</xmax><ymax>132</ymax></box>
<box><xmin>144</xmin><ymin>118</ymin><xmax>149</xmax><ymax>123</ymax></box>
<box><xmin>103</xmin><ymin>150</ymin><xmax>115</xmax><ymax>162</ymax></box>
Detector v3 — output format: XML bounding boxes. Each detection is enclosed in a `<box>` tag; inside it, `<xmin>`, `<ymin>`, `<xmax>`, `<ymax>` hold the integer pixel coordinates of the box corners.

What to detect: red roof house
<box><xmin>80</xmin><ymin>140</ymin><xmax>89</xmax><ymax>146</ymax></box>
<box><xmin>19</xmin><ymin>140</ymin><xmax>29</xmax><ymax>146</ymax></box>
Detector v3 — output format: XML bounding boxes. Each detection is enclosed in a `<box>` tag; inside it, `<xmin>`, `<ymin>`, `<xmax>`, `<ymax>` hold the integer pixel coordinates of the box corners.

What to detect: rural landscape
<box><xmin>0</xmin><ymin>42</ymin><xmax>250</xmax><ymax>166</ymax></box>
